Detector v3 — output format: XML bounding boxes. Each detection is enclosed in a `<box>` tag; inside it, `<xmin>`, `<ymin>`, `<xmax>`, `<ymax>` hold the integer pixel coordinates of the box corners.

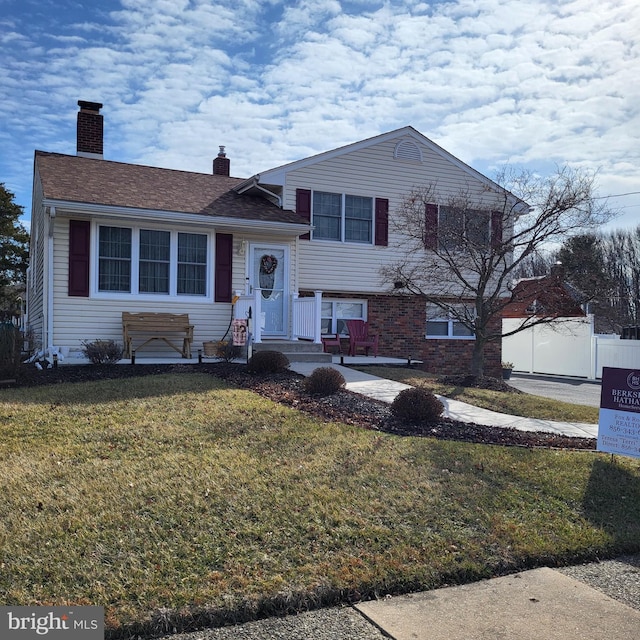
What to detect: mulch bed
<box><xmin>8</xmin><ymin>361</ymin><xmax>597</xmax><ymax>450</ymax></box>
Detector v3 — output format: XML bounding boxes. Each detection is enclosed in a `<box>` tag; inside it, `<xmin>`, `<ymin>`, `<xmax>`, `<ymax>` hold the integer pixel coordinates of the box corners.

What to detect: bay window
<box><xmin>99</xmin><ymin>226</ymin><xmax>131</xmax><ymax>292</ymax></box>
<box><xmin>97</xmin><ymin>225</ymin><xmax>208</xmax><ymax>297</ymax></box>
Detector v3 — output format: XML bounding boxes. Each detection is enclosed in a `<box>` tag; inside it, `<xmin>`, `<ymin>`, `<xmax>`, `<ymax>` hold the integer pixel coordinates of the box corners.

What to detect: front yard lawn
<box><xmin>1</xmin><ymin>373</ymin><xmax>638</xmax><ymax>638</ymax></box>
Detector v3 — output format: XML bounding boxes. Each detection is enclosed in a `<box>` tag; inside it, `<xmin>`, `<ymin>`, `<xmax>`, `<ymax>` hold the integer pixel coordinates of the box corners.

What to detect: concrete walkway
<box><xmin>290</xmin><ymin>362</ymin><xmax>599</xmax><ymax>439</ymax></box>
<box><xmin>355</xmin><ymin>566</ymin><xmax>640</xmax><ymax>640</ymax></box>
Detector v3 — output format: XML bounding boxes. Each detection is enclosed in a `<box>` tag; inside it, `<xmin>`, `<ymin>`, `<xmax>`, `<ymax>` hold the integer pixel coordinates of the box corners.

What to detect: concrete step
<box><xmin>253</xmin><ymin>340</ymin><xmax>324</xmax><ymax>353</ymax></box>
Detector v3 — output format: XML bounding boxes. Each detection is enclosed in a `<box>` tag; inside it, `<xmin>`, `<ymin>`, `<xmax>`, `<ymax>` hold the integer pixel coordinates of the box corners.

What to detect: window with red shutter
<box><xmin>374</xmin><ymin>198</ymin><xmax>389</xmax><ymax>246</ymax></box>
<box><xmin>491</xmin><ymin>210</ymin><xmax>503</xmax><ymax>248</ymax></box>
<box><xmin>214</xmin><ymin>233</ymin><xmax>233</xmax><ymax>302</ymax></box>
<box><xmin>424</xmin><ymin>203</ymin><xmax>438</xmax><ymax>250</ymax></box>
<box><xmin>296</xmin><ymin>189</ymin><xmax>311</xmax><ymax>240</ymax></box>
<box><xmin>68</xmin><ymin>220</ymin><xmax>90</xmax><ymax>297</ymax></box>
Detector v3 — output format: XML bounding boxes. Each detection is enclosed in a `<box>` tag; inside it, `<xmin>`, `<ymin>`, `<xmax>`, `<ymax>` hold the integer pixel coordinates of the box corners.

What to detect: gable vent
<box><xmin>394</xmin><ymin>139</ymin><xmax>423</xmax><ymax>163</ymax></box>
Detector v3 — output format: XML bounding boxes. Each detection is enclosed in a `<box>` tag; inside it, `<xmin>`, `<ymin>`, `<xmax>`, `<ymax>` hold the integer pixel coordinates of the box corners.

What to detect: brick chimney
<box><xmin>213</xmin><ymin>145</ymin><xmax>230</xmax><ymax>176</ymax></box>
<box><xmin>77</xmin><ymin>100</ymin><xmax>104</xmax><ymax>158</ymax></box>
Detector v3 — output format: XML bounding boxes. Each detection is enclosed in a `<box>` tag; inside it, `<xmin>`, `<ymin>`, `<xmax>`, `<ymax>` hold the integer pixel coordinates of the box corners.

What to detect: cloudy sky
<box><xmin>1</xmin><ymin>0</ymin><xmax>639</xmax><ymax>230</ymax></box>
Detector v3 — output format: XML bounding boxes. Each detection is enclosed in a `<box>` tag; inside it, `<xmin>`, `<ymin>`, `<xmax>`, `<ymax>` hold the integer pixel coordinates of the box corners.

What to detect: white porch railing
<box><xmin>233</xmin><ymin>289</ymin><xmax>323</xmax><ymax>344</ymax></box>
<box><xmin>292</xmin><ymin>291</ymin><xmax>323</xmax><ymax>342</ymax></box>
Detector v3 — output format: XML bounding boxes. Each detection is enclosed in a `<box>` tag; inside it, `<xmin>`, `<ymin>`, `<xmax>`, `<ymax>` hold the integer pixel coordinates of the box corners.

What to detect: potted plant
<box><xmin>501</xmin><ymin>362</ymin><xmax>514</xmax><ymax>380</ymax></box>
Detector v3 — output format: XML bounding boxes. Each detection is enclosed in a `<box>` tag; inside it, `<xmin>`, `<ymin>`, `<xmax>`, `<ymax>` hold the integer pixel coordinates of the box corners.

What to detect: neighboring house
<box><xmin>28</xmin><ymin>100</ymin><xmax>515</xmax><ymax>374</ymax></box>
<box><xmin>503</xmin><ymin>267</ymin><xmax>587</xmax><ymax>320</ymax></box>
<box><xmin>502</xmin><ymin>267</ymin><xmax>593</xmax><ymax>377</ymax></box>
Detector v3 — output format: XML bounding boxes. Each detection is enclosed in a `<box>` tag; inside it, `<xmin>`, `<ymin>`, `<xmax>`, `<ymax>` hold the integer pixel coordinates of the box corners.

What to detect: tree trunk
<box><xmin>469</xmin><ymin>338</ymin><xmax>485</xmax><ymax>377</ymax></box>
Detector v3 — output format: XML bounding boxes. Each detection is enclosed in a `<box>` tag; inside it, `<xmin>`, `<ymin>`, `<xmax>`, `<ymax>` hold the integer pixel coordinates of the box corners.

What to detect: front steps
<box><xmin>251</xmin><ymin>340</ymin><xmax>333</xmax><ymax>363</ymax></box>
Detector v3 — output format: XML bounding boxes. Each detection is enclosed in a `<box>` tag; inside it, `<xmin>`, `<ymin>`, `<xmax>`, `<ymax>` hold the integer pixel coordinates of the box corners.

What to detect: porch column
<box><xmin>252</xmin><ymin>289</ymin><xmax>263</xmax><ymax>343</ymax></box>
<box><xmin>312</xmin><ymin>290</ymin><xmax>323</xmax><ymax>344</ymax></box>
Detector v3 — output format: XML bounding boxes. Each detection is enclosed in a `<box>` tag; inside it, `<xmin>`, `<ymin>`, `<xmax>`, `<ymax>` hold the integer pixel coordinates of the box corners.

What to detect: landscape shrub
<box><xmin>0</xmin><ymin>322</ymin><xmax>21</xmax><ymax>379</ymax></box>
<box><xmin>391</xmin><ymin>386</ymin><xmax>444</xmax><ymax>423</ymax></box>
<box><xmin>303</xmin><ymin>366</ymin><xmax>346</xmax><ymax>396</ymax></box>
<box><xmin>247</xmin><ymin>350</ymin><xmax>289</xmax><ymax>374</ymax></box>
<box><xmin>81</xmin><ymin>339</ymin><xmax>123</xmax><ymax>365</ymax></box>
<box><xmin>215</xmin><ymin>339</ymin><xmax>241</xmax><ymax>363</ymax></box>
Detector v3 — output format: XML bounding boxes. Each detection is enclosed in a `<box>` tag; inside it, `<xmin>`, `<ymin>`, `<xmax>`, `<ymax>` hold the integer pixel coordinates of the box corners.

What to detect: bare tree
<box><xmin>381</xmin><ymin>166</ymin><xmax>613</xmax><ymax>377</ymax></box>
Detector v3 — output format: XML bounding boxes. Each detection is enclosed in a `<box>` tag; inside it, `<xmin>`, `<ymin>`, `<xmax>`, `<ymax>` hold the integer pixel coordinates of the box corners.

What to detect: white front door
<box><xmin>250</xmin><ymin>245</ymin><xmax>288</xmax><ymax>337</ymax></box>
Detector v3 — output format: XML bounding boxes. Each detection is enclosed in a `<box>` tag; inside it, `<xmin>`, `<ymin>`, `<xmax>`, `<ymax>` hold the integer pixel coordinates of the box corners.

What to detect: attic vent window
<box><xmin>394</xmin><ymin>140</ymin><xmax>423</xmax><ymax>163</ymax></box>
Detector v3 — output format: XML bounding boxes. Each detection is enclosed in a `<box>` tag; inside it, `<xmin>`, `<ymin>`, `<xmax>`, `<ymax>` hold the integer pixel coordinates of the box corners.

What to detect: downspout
<box><xmin>46</xmin><ymin>206</ymin><xmax>56</xmax><ymax>351</ymax></box>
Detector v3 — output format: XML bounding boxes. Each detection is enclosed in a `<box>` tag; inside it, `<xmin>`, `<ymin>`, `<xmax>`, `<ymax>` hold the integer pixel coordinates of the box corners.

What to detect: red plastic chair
<box><xmin>321</xmin><ymin>334</ymin><xmax>342</xmax><ymax>354</ymax></box>
<box><xmin>346</xmin><ymin>320</ymin><xmax>379</xmax><ymax>357</ymax></box>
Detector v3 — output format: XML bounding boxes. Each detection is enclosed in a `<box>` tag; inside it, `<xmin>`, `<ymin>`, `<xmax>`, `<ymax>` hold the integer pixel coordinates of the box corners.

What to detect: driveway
<box><xmin>508</xmin><ymin>373</ymin><xmax>602</xmax><ymax>408</ymax></box>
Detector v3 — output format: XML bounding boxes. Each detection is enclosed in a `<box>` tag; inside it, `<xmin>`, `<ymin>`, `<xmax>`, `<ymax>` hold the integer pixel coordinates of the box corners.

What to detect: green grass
<box><xmin>1</xmin><ymin>373</ymin><xmax>638</xmax><ymax>638</ymax></box>
<box><xmin>355</xmin><ymin>366</ymin><xmax>600</xmax><ymax>423</ymax></box>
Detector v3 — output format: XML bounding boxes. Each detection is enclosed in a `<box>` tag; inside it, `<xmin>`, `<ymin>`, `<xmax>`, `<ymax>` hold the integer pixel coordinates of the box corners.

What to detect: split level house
<box><xmin>27</xmin><ymin>100</ymin><xmax>522</xmax><ymax>376</ymax></box>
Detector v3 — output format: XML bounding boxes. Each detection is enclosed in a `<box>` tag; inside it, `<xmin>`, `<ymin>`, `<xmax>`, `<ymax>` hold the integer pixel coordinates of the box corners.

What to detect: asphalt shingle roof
<box><xmin>35</xmin><ymin>151</ymin><xmax>304</xmax><ymax>225</ymax></box>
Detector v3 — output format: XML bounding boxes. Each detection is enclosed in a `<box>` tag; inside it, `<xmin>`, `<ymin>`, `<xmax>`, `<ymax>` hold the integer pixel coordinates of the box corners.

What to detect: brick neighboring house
<box><xmin>503</xmin><ymin>267</ymin><xmax>587</xmax><ymax>320</ymax></box>
<box><xmin>27</xmin><ymin>100</ymin><xmax>522</xmax><ymax>375</ymax></box>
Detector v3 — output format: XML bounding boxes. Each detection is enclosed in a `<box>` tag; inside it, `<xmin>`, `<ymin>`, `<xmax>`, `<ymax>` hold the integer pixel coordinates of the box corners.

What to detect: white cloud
<box><xmin>0</xmin><ymin>0</ymin><xmax>638</xmax><ymax>227</ymax></box>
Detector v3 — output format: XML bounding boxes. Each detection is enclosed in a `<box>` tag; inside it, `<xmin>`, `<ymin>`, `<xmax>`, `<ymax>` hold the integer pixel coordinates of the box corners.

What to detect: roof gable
<box><xmin>251</xmin><ymin>126</ymin><xmax>513</xmax><ymax>198</ymax></box>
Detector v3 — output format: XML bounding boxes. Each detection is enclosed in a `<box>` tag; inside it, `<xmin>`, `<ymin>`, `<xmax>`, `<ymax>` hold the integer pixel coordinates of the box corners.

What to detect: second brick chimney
<box><xmin>77</xmin><ymin>100</ymin><xmax>104</xmax><ymax>159</ymax></box>
<box><xmin>213</xmin><ymin>146</ymin><xmax>230</xmax><ymax>176</ymax></box>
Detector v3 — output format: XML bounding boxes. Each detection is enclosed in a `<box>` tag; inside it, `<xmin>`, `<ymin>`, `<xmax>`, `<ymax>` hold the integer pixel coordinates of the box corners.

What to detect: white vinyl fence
<box><xmin>502</xmin><ymin>316</ymin><xmax>640</xmax><ymax>380</ymax></box>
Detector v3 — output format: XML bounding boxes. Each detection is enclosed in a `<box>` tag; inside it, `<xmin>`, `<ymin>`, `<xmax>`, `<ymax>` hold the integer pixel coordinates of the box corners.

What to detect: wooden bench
<box><xmin>122</xmin><ymin>312</ymin><xmax>194</xmax><ymax>359</ymax></box>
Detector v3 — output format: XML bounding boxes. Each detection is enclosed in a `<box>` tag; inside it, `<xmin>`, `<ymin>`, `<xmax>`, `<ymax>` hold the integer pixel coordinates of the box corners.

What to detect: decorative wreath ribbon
<box><xmin>260</xmin><ymin>254</ymin><xmax>278</xmax><ymax>275</ymax></box>
<box><xmin>259</xmin><ymin>254</ymin><xmax>278</xmax><ymax>298</ymax></box>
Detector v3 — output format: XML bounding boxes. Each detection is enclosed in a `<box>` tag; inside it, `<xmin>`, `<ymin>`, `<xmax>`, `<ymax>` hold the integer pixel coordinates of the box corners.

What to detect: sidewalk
<box><xmin>290</xmin><ymin>362</ymin><xmax>598</xmax><ymax>439</ymax></box>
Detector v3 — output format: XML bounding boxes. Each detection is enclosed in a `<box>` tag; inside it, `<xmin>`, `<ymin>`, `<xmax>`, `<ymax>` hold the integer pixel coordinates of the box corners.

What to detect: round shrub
<box><xmin>247</xmin><ymin>350</ymin><xmax>290</xmax><ymax>374</ymax></box>
<box><xmin>303</xmin><ymin>366</ymin><xmax>346</xmax><ymax>396</ymax></box>
<box><xmin>391</xmin><ymin>387</ymin><xmax>444</xmax><ymax>423</ymax></box>
<box><xmin>81</xmin><ymin>339</ymin><xmax>123</xmax><ymax>365</ymax></box>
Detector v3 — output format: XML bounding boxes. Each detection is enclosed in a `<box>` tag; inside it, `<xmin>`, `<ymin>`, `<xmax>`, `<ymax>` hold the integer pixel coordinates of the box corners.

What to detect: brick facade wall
<box><xmin>313</xmin><ymin>291</ymin><xmax>502</xmax><ymax>377</ymax></box>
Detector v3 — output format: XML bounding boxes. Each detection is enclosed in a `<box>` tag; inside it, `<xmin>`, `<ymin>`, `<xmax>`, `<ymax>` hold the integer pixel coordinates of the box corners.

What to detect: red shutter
<box><xmin>296</xmin><ymin>188</ymin><xmax>311</xmax><ymax>240</ymax></box>
<box><xmin>491</xmin><ymin>210</ymin><xmax>503</xmax><ymax>248</ymax></box>
<box><xmin>374</xmin><ymin>198</ymin><xmax>389</xmax><ymax>246</ymax></box>
<box><xmin>215</xmin><ymin>233</ymin><xmax>233</xmax><ymax>302</ymax></box>
<box><xmin>68</xmin><ymin>220</ymin><xmax>90</xmax><ymax>297</ymax></box>
<box><xmin>424</xmin><ymin>203</ymin><xmax>438</xmax><ymax>249</ymax></box>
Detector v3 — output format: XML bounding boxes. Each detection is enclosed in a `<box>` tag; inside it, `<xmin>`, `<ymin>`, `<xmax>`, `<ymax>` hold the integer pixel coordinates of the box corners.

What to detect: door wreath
<box><xmin>259</xmin><ymin>254</ymin><xmax>278</xmax><ymax>298</ymax></box>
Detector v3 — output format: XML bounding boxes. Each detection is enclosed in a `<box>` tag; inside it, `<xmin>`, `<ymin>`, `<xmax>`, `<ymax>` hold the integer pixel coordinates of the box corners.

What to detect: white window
<box><xmin>97</xmin><ymin>225</ymin><xmax>209</xmax><ymax>297</ymax></box>
<box><xmin>426</xmin><ymin>304</ymin><xmax>475</xmax><ymax>339</ymax></box>
<box><xmin>321</xmin><ymin>299</ymin><xmax>366</xmax><ymax>335</ymax></box>
<box><xmin>312</xmin><ymin>191</ymin><xmax>372</xmax><ymax>243</ymax></box>
<box><xmin>438</xmin><ymin>206</ymin><xmax>490</xmax><ymax>250</ymax></box>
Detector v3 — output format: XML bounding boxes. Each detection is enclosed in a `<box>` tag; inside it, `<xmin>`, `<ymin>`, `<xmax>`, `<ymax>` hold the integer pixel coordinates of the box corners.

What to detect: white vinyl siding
<box><xmin>281</xmin><ymin>136</ymin><xmax>503</xmax><ymax>294</ymax></box>
<box><xmin>96</xmin><ymin>224</ymin><xmax>209</xmax><ymax>299</ymax></box>
<box><xmin>50</xmin><ymin>218</ymin><xmax>299</xmax><ymax>355</ymax></box>
<box><xmin>26</xmin><ymin>172</ymin><xmax>47</xmax><ymax>345</ymax></box>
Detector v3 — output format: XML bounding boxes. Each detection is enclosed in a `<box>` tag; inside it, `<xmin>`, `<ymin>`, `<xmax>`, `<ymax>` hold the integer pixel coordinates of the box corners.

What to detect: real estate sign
<box><xmin>598</xmin><ymin>367</ymin><xmax>640</xmax><ymax>458</ymax></box>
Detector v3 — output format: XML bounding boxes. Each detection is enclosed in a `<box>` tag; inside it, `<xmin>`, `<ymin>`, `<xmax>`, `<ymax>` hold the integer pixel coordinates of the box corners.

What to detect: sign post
<box><xmin>598</xmin><ymin>367</ymin><xmax>640</xmax><ymax>458</ymax></box>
